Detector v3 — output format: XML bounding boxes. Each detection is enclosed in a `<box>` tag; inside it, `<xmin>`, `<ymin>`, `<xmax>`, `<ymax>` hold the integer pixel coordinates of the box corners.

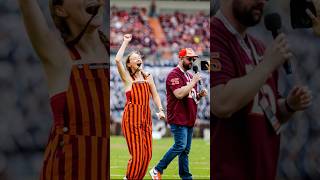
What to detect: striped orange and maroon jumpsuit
<box><xmin>122</xmin><ymin>80</ymin><xmax>153</xmax><ymax>180</ymax></box>
<box><xmin>40</xmin><ymin>32</ymin><xmax>110</xmax><ymax>180</ymax></box>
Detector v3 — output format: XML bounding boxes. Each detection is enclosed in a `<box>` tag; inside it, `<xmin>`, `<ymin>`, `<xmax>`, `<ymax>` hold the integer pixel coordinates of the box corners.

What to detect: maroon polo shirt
<box><xmin>166</xmin><ymin>66</ymin><xmax>198</xmax><ymax>127</ymax></box>
<box><xmin>211</xmin><ymin>12</ymin><xmax>282</xmax><ymax>180</ymax></box>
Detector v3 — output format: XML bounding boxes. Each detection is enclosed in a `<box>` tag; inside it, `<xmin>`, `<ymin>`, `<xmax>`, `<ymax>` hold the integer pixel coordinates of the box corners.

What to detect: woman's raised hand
<box><xmin>123</xmin><ymin>34</ymin><xmax>132</xmax><ymax>43</ymax></box>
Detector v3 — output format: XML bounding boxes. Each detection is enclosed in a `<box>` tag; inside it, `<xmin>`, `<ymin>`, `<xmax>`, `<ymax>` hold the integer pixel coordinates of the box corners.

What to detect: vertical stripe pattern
<box><xmin>41</xmin><ymin>63</ymin><xmax>110</xmax><ymax>180</ymax></box>
<box><xmin>122</xmin><ymin>82</ymin><xmax>153</xmax><ymax>180</ymax></box>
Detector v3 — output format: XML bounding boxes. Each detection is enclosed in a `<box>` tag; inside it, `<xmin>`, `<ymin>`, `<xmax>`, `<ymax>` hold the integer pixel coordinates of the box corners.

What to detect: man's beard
<box><xmin>232</xmin><ymin>0</ymin><xmax>264</xmax><ymax>27</ymax></box>
<box><xmin>182</xmin><ymin>61</ymin><xmax>192</xmax><ymax>70</ymax></box>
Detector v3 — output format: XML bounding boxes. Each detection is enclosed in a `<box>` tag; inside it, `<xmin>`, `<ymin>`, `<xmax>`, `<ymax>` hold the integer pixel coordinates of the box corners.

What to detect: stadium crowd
<box><xmin>158</xmin><ymin>11</ymin><xmax>210</xmax><ymax>57</ymax></box>
<box><xmin>110</xmin><ymin>6</ymin><xmax>210</xmax><ymax>61</ymax></box>
<box><xmin>110</xmin><ymin>6</ymin><xmax>158</xmax><ymax>56</ymax></box>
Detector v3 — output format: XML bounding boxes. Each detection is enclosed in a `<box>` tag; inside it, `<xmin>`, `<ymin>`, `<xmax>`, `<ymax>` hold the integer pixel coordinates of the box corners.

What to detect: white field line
<box><xmin>111</xmin><ymin>174</ymin><xmax>210</xmax><ymax>178</ymax></box>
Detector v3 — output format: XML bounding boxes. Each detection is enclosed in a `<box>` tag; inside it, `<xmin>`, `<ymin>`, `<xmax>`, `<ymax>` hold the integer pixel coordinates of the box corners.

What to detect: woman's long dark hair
<box><xmin>98</xmin><ymin>30</ymin><xmax>110</xmax><ymax>54</ymax></box>
<box><xmin>49</xmin><ymin>0</ymin><xmax>71</xmax><ymax>41</ymax></box>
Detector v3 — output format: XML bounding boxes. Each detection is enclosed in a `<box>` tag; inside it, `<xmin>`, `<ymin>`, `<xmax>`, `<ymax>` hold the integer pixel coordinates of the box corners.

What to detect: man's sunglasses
<box><xmin>185</xmin><ymin>57</ymin><xmax>197</xmax><ymax>62</ymax></box>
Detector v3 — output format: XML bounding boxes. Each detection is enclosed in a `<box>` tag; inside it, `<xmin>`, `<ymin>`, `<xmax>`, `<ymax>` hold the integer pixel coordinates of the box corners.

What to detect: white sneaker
<box><xmin>149</xmin><ymin>167</ymin><xmax>162</xmax><ymax>180</ymax></box>
<box><xmin>123</xmin><ymin>176</ymin><xmax>127</xmax><ymax>180</ymax></box>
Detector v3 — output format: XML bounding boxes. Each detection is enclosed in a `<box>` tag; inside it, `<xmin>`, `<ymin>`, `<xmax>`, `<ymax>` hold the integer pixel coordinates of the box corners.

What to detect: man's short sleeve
<box><xmin>210</xmin><ymin>18</ymin><xmax>237</xmax><ymax>86</ymax></box>
<box><xmin>166</xmin><ymin>72</ymin><xmax>184</xmax><ymax>92</ymax></box>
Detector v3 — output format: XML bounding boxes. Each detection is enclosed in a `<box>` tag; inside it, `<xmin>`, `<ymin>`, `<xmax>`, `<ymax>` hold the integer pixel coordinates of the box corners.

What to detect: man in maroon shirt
<box><xmin>211</xmin><ymin>0</ymin><xmax>313</xmax><ymax>180</ymax></box>
<box><xmin>149</xmin><ymin>48</ymin><xmax>208</xmax><ymax>180</ymax></box>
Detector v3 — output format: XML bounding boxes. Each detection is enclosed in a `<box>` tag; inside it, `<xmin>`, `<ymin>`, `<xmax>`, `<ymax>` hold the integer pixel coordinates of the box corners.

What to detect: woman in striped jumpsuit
<box><xmin>18</xmin><ymin>0</ymin><xmax>109</xmax><ymax>179</ymax></box>
<box><xmin>115</xmin><ymin>34</ymin><xmax>166</xmax><ymax>180</ymax></box>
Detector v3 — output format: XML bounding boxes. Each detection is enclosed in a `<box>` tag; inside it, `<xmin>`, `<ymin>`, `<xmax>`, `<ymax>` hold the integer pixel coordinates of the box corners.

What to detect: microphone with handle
<box><xmin>192</xmin><ymin>65</ymin><xmax>202</xmax><ymax>86</ymax></box>
<box><xmin>264</xmin><ymin>13</ymin><xmax>293</xmax><ymax>74</ymax></box>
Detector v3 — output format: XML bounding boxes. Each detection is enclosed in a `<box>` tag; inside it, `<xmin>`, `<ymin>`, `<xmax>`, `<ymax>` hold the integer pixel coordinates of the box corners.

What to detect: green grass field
<box><xmin>110</xmin><ymin>136</ymin><xmax>210</xmax><ymax>180</ymax></box>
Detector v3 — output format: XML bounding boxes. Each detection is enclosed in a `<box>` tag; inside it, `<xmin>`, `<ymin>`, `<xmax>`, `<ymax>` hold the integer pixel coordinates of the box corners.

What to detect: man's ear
<box><xmin>54</xmin><ymin>5</ymin><xmax>68</xmax><ymax>18</ymax></box>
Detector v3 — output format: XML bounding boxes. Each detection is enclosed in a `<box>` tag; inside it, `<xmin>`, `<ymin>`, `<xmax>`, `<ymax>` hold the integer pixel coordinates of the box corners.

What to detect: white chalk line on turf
<box><xmin>111</xmin><ymin>174</ymin><xmax>210</xmax><ymax>178</ymax></box>
<box><xmin>111</xmin><ymin>166</ymin><xmax>210</xmax><ymax>170</ymax></box>
<box><xmin>111</xmin><ymin>161</ymin><xmax>209</xmax><ymax>164</ymax></box>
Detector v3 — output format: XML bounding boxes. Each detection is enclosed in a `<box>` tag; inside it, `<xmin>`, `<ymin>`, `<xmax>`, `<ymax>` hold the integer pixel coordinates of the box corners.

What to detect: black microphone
<box><xmin>192</xmin><ymin>65</ymin><xmax>201</xmax><ymax>85</ymax></box>
<box><xmin>264</xmin><ymin>13</ymin><xmax>292</xmax><ymax>74</ymax></box>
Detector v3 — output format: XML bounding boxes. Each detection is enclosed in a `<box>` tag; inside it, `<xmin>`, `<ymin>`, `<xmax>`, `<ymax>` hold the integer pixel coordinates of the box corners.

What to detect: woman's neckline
<box><xmin>125</xmin><ymin>80</ymin><xmax>148</xmax><ymax>93</ymax></box>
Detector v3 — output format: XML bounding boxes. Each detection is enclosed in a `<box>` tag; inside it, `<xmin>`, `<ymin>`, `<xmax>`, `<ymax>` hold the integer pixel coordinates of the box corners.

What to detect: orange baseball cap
<box><xmin>178</xmin><ymin>48</ymin><xmax>199</xmax><ymax>58</ymax></box>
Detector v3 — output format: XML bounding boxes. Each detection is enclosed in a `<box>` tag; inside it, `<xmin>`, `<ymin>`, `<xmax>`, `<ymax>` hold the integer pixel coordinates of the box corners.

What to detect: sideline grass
<box><xmin>110</xmin><ymin>136</ymin><xmax>210</xmax><ymax>179</ymax></box>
